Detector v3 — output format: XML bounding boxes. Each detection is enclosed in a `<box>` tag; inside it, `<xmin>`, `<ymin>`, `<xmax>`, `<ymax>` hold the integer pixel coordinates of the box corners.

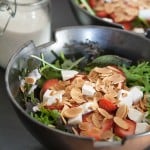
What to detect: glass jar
<box><xmin>0</xmin><ymin>0</ymin><xmax>51</xmax><ymax>68</ymax></box>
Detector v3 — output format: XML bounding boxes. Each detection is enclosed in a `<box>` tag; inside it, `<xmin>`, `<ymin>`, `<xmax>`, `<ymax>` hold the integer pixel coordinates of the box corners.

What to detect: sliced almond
<box><xmin>125</xmin><ymin>7</ymin><xmax>138</xmax><ymax>16</ymax></box>
<box><xmin>71</xmin><ymin>76</ymin><xmax>85</xmax><ymax>88</ymax></box>
<box><xmin>63</xmin><ymin>107</ymin><xmax>82</xmax><ymax>118</ymax></box>
<box><xmin>116</xmin><ymin>104</ymin><xmax>128</xmax><ymax>119</ymax></box>
<box><xmin>72</xmin><ymin>127</ymin><xmax>79</xmax><ymax>135</ymax></box>
<box><xmin>70</xmin><ymin>87</ymin><xmax>85</xmax><ymax>104</ymax></box>
<box><xmin>104</xmin><ymin>3</ymin><xmax>114</xmax><ymax>14</ymax></box>
<box><xmin>91</xmin><ymin>113</ymin><xmax>102</xmax><ymax>128</ymax></box>
<box><xmin>98</xmin><ymin>108</ymin><xmax>113</xmax><ymax>119</ymax></box>
<box><xmin>101</xmin><ymin>129</ymin><xmax>113</xmax><ymax>140</ymax></box>
<box><xmin>79</xmin><ymin>122</ymin><xmax>91</xmax><ymax>131</ymax></box>
<box><xmin>88</xmin><ymin>69</ymin><xmax>99</xmax><ymax>82</ymax></box>
<box><xmin>94</xmin><ymin>67</ymin><xmax>112</xmax><ymax>74</ymax></box>
<box><xmin>114</xmin><ymin>116</ymin><xmax>129</xmax><ymax>130</ymax></box>
<box><xmin>25</xmin><ymin>77</ymin><xmax>35</xmax><ymax>84</ymax></box>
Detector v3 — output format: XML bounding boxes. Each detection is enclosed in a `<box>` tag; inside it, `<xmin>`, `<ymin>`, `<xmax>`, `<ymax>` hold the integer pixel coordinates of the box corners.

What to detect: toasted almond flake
<box><xmin>70</xmin><ymin>87</ymin><xmax>85</xmax><ymax>104</ymax></box>
<box><xmin>72</xmin><ymin>127</ymin><xmax>79</xmax><ymax>135</ymax></box>
<box><xmin>79</xmin><ymin>122</ymin><xmax>91</xmax><ymax>131</ymax></box>
<box><xmin>125</xmin><ymin>7</ymin><xmax>138</xmax><ymax>16</ymax></box>
<box><xmin>61</xmin><ymin>105</ymin><xmax>70</xmax><ymax>114</ymax></box>
<box><xmin>94</xmin><ymin>67</ymin><xmax>112</xmax><ymax>74</ymax></box>
<box><xmin>61</xmin><ymin>115</ymin><xmax>67</xmax><ymax>125</ymax></box>
<box><xmin>61</xmin><ymin>105</ymin><xmax>70</xmax><ymax>124</ymax></box>
<box><xmin>88</xmin><ymin>70</ymin><xmax>99</xmax><ymax>82</ymax></box>
<box><xmin>139</xmin><ymin>99</ymin><xmax>147</xmax><ymax>111</ymax></box>
<box><xmin>84</xmin><ymin>113</ymin><xmax>93</xmax><ymax>122</ymax></box>
<box><xmin>63</xmin><ymin>101</ymin><xmax>72</xmax><ymax>107</ymax></box>
<box><xmin>91</xmin><ymin>113</ymin><xmax>102</xmax><ymax>128</ymax></box>
<box><xmin>101</xmin><ymin>129</ymin><xmax>113</xmax><ymax>140</ymax></box>
<box><xmin>107</xmin><ymin>66</ymin><xmax>121</xmax><ymax>73</ymax></box>
<box><xmin>63</xmin><ymin>107</ymin><xmax>83</xmax><ymax>118</ymax></box>
<box><xmin>108</xmin><ymin>73</ymin><xmax>125</xmax><ymax>84</ymax></box>
<box><xmin>104</xmin><ymin>94</ymin><xmax>118</xmax><ymax>104</ymax></box>
<box><xmin>80</xmin><ymin>130</ymin><xmax>90</xmax><ymax>137</ymax></box>
<box><xmin>116</xmin><ymin>104</ymin><xmax>128</xmax><ymax>119</ymax></box>
<box><xmin>95</xmin><ymin>79</ymin><xmax>103</xmax><ymax>91</ymax></box>
<box><xmin>80</xmin><ymin>127</ymin><xmax>101</xmax><ymax>137</ymax></box>
<box><xmin>94</xmin><ymin>92</ymin><xmax>102</xmax><ymax>101</ymax></box>
<box><xmin>114</xmin><ymin>117</ymin><xmax>129</xmax><ymax>130</ymax></box>
<box><xmin>98</xmin><ymin>108</ymin><xmax>113</xmax><ymax>119</ymax></box>
<box><xmin>104</xmin><ymin>3</ymin><xmax>114</xmax><ymax>14</ymax></box>
<box><xmin>94</xmin><ymin>5</ymin><xmax>105</xmax><ymax>11</ymax></box>
<box><xmin>114</xmin><ymin>13</ymin><xmax>125</xmax><ymax>23</ymax></box>
<box><xmin>71</xmin><ymin>77</ymin><xmax>85</xmax><ymax>88</ymax></box>
<box><xmin>25</xmin><ymin>77</ymin><xmax>35</xmax><ymax>84</ymax></box>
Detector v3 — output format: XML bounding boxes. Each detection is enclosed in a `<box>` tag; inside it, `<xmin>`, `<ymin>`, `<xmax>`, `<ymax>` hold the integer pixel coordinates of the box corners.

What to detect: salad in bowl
<box><xmin>74</xmin><ymin>0</ymin><xmax>150</xmax><ymax>32</ymax></box>
<box><xmin>19</xmin><ymin>45</ymin><xmax>150</xmax><ymax>141</ymax></box>
<box><xmin>5</xmin><ymin>26</ymin><xmax>150</xmax><ymax>150</ymax></box>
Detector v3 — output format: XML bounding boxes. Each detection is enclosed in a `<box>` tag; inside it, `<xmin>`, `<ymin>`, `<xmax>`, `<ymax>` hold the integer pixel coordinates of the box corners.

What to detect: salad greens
<box><xmin>31</xmin><ymin>107</ymin><xmax>60</xmax><ymax>126</ymax></box>
<box><xmin>75</xmin><ymin>0</ymin><xmax>95</xmax><ymax>15</ymax></box>
<box><xmin>121</xmin><ymin>62</ymin><xmax>150</xmax><ymax>93</ymax></box>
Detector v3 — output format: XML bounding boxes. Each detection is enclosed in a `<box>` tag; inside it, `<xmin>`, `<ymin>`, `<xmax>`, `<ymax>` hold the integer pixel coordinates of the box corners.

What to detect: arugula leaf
<box><xmin>78</xmin><ymin>0</ymin><xmax>95</xmax><ymax>16</ymax></box>
<box><xmin>132</xmin><ymin>17</ymin><xmax>150</xmax><ymax>28</ymax></box>
<box><xmin>121</xmin><ymin>62</ymin><xmax>150</xmax><ymax>93</ymax></box>
<box><xmin>31</xmin><ymin>107</ymin><xmax>60</xmax><ymax>126</ymax></box>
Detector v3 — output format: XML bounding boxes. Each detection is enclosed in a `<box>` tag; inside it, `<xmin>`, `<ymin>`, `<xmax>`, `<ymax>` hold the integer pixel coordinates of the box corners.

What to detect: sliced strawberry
<box><xmin>40</xmin><ymin>79</ymin><xmax>59</xmax><ymax>98</ymax></box>
<box><xmin>98</xmin><ymin>98</ymin><xmax>117</xmax><ymax>112</ymax></box>
<box><xmin>120</xmin><ymin>22</ymin><xmax>133</xmax><ymax>30</ymax></box>
<box><xmin>45</xmin><ymin>104</ymin><xmax>64</xmax><ymax>110</ymax></box>
<box><xmin>114</xmin><ymin>119</ymin><xmax>136</xmax><ymax>138</ymax></box>
<box><xmin>102</xmin><ymin>119</ymin><xmax>114</xmax><ymax>131</ymax></box>
<box><xmin>96</xmin><ymin>11</ymin><xmax>108</xmax><ymax>18</ymax></box>
<box><xmin>82</xmin><ymin>112</ymin><xmax>93</xmax><ymax>122</ymax></box>
<box><xmin>88</xmin><ymin>0</ymin><xmax>97</xmax><ymax>8</ymax></box>
<box><xmin>84</xmin><ymin>127</ymin><xmax>102</xmax><ymax>140</ymax></box>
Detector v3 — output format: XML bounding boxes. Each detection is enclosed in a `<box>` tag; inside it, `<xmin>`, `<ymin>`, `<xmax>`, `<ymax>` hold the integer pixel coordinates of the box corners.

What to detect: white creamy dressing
<box><xmin>0</xmin><ymin>0</ymin><xmax>51</xmax><ymax>68</ymax></box>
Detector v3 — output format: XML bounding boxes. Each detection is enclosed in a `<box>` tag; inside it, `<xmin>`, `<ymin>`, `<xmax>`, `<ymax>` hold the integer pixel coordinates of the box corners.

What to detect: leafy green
<box><xmin>31</xmin><ymin>53</ymin><xmax>85</xmax><ymax>80</ymax></box>
<box><xmin>31</xmin><ymin>107</ymin><xmax>60</xmax><ymax>126</ymax></box>
<box><xmin>77</xmin><ymin>0</ymin><xmax>95</xmax><ymax>16</ymax></box>
<box><xmin>132</xmin><ymin>17</ymin><xmax>150</xmax><ymax>28</ymax></box>
<box><xmin>88</xmin><ymin>55</ymin><xmax>132</xmax><ymax>68</ymax></box>
<box><xmin>121</xmin><ymin>62</ymin><xmax>150</xmax><ymax>93</ymax></box>
<box><xmin>113</xmin><ymin>135</ymin><xmax>121</xmax><ymax>141</ymax></box>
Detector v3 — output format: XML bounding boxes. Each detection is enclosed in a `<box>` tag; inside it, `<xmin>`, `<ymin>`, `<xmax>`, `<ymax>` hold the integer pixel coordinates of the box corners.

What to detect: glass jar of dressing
<box><xmin>0</xmin><ymin>0</ymin><xmax>51</xmax><ymax>68</ymax></box>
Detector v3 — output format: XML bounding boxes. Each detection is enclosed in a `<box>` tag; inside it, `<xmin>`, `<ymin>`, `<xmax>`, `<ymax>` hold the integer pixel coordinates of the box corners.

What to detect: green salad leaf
<box><xmin>31</xmin><ymin>107</ymin><xmax>60</xmax><ymax>126</ymax></box>
<box><xmin>121</xmin><ymin>62</ymin><xmax>150</xmax><ymax>93</ymax></box>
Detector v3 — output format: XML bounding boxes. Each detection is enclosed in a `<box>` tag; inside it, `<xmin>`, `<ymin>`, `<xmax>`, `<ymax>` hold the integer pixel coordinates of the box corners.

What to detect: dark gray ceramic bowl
<box><xmin>5</xmin><ymin>26</ymin><xmax>150</xmax><ymax>150</ymax></box>
<box><xmin>69</xmin><ymin>0</ymin><xmax>123</xmax><ymax>29</ymax></box>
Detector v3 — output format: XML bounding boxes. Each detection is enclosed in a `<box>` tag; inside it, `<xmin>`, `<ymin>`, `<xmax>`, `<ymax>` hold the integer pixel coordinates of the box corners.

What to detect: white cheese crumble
<box><xmin>28</xmin><ymin>68</ymin><xmax>41</xmax><ymax>84</ymax></box>
<box><xmin>82</xmin><ymin>82</ymin><xmax>96</xmax><ymax>97</ymax></box>
<box><xmin>43</xmin><ymin>89</ymin><xmax>64</xmax><ymax>106</ymax></box>
<box><xmin>68</xmin><ymin>102</ymin><xmax>96</xmax><ymax>125</ymax></box>
<box><xmin>138</xmin><ymin>9</ymin><xmax>150</xmax><ymax>20</ymax></box>
<box><xmin>61</xmin><ymin>70</ymin><xmax>78</xmax><ymax>81</ymax></box>
<box><xmin>135</xmin><ymin>122</ymin><xmax>150</xmax><ymax>134</ymax></box>
<box><xmin>118</xmin><ymin>86</ymin><xmax>143</xmax><ymax>107</ymax></box>
<box><xmin>128</xmin><ymin>108</ymin><xmax>144</xmax><ymax>123</ymax></box>
<box><xmin>68</xmin><ymin>114</ymin><xmax>82</xmax><ymax>125</ymax></box>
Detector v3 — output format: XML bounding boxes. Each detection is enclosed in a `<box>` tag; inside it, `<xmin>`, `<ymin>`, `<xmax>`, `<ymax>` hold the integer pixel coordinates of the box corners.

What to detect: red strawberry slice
<box><xmin>102</xmin><ymin>119</ymin><xmax>114</xmax><ymax>131</ymax></box>
<box><xmin>98</xmin><ymin>98</ymin><xmax>117</xmax><ymax>112</ymax></box>
<box><xmin>114</xmin><ymin>119</ymin><xmax>136</xmax><ymax>138</ymax></box>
